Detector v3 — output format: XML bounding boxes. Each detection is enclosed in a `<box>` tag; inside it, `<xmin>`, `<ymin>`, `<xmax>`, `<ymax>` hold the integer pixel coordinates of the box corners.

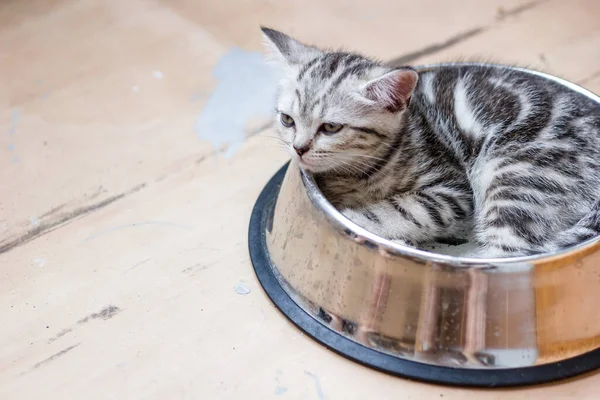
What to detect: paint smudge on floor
<box><xmin>195</xmin><ymin>47</ymin><xmax>279</xmax><ymax>158</ymax></box>
<box><xmin>7</xmin><ymin>108</ymin><xmax>20</xmax><ymax>163</ymax></box>
<box><xmin>124</xmin><ymin>258</ymin><xmax>151</xmax><ymax>274</ymax></box>
<box><xmin>182</xmin><ymin>262</ymin><xmax>214</xmax><ymax>277</ymax></box>
<box><xmin>47</xmin><ymin>306</ymin><xmax>121</xmax><ymax>344</ymax></box>
<box><xmin>40</xmin><ymin>203</ymin><xmax>67</xmax><ymax>218</ymax></box>
<box><xmin>9</xmin><ymin>108</ymin><xmax>20</xmax><ymax>135</ymax></box>
<box><xmin>33</xmin><ymin>258</ymin><xmax>46</xmax><ymax>267</ymax></box>
<box><xmin>30</xmin><ymin>343</ymin><xmax>80</xmax><ymax>371</ymax></box>
<box><xmin>153</xmin><ymin>70</ymin><xmax>164</xmax><ymax>79</ymax></box>
<box><xmin>47</xmin><ymin>328</ymin><xmax>73</xmax><ymax>344</ymax></box>
<box><xmin>305</xmin><ymin>371</ymin><xmax>326</xmax><ymax>400</ymax></box>
<box><xmin>77</xmin><ymin>305</ymin><xmax>122</xmax><ymax>324</ymax></box>
<box><xmin>7</xmin><ymin>143</ymin><xmax>18</xmax><ymax>163</ymax></box>
<box><xmin>275</xmin><ymin>369</ymin><xmax>288</xmax><ymax>395</ymax></box>
<box><xmin>234</xmin><ymin>282</ymin><xmax>251</xmax><ymax>295</ymax></box>
<box><xmin>274</xmin><ymin>386</ymin><xmax>288</xmax><ymax>395</ymax></box>
<box><xmin>38</xmin><ymin>80</ymin><xmax>49</xmax><ymax>101</ymax></box>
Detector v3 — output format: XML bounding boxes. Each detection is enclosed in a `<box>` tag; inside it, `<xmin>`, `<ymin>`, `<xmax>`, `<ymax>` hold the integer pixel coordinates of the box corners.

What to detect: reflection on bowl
<box><xmin>252</xmin><ymin>64</ymin><xmax>600</xmax><ymax>386</ymax></box>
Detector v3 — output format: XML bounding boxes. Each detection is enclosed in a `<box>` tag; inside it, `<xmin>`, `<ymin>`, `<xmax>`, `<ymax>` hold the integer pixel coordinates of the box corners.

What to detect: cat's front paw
<box><xmin>340</xmin><ymin>208</ymin><xmax>378</xmax><ymax>233</ymax></box>
<box><xmin>390</xmin><ymin>239</ymin><xmax>410</xmax><ymax>247</ymax></box>
<box><xmin>468</xmin><ymin>245</ymin><xmax>524</xmax><ymax>259</ymax></box>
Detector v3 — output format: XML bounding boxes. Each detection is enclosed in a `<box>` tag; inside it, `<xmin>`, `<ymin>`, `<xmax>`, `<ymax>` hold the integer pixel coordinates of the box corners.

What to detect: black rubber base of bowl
<box><xmin>248</xmin><ymin>162</ymin><xmax>600</xmax><ymax>388</ymax></box>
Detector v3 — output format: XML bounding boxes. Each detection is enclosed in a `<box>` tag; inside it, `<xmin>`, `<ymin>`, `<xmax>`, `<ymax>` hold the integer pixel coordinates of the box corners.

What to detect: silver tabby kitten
<box><xmin>262</xmin><ymin>27</ymin><xmax>600</xmax><ymax>258</ymax></box>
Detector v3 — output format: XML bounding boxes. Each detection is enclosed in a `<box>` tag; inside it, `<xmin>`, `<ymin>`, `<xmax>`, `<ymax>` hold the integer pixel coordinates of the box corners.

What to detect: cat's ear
<box><xmin>261</xmin><ymin>27</ymin><xmax>320</xmax><ymax>67</ymax></box>
<box><xmin>362</xmin><ymin>68</ymin><xmax>418</xmax><ymax>112</ymax></box>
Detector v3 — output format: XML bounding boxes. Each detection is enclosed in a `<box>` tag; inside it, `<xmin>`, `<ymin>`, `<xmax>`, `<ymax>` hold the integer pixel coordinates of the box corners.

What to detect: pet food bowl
<box><xmin>248</xmin><ymin>63</ymin><xmax>600</xmax><ymax>387</ymax></box>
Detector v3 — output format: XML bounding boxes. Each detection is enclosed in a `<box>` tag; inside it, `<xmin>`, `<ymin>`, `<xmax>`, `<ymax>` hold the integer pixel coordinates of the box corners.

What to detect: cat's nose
<box><xmin>294</xmin><ymin>145</ymin><xmax>310</xmax><ymax>157</ymax></box>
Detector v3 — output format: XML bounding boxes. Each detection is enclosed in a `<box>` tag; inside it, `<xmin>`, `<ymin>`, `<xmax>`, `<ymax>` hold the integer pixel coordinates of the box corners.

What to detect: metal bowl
<box><xmin>249</xmin><ymin>64</ymin><xmax>600</xmax><ymax>387</ymax></box>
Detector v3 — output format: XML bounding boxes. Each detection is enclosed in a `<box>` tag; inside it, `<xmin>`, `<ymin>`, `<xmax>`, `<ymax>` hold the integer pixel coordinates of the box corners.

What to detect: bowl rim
<box><xmin>301</xmin><ymin>62</ymin><xmax>600</xmax><ymax>266</ymax></box>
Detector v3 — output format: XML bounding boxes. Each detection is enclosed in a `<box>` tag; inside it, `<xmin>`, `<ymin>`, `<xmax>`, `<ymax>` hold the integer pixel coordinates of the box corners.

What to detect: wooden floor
<box><xmin>2</xmin><ymin>0</ymin><xmax>600</xmax><ymax>398</ymax></box>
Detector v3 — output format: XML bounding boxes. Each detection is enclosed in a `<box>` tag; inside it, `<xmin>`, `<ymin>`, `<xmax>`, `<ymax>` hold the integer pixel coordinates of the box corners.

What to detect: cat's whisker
<box><xmin>329</xmin><ymin>152</ymin><xmax>389</xmax><ymax>162</ymax></box>
<box><xmin>263</xmin><ymin>137</ymin><xmax>289</xmax><ymax>146</ymax></box>
<box><xmin>330</xmin><ymin>159</ymin><xmax>366</xmax><ymax>177</ymax></box>
<box><xmin>312</xmin><ymin>156</ymin><xmax>361</xmax><ymax>178</ymax></box>
<box><xmin>317</xmin><ymin>149</ymin><xmax>388</xmax><ymax>161</ymax></box>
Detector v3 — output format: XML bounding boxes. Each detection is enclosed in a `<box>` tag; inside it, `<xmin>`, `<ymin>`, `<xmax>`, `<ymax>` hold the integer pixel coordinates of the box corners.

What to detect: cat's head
<box><xmin>261</xmin><ymin>27</ymin><xmax>418</xmax><ymax>174</ymax></box>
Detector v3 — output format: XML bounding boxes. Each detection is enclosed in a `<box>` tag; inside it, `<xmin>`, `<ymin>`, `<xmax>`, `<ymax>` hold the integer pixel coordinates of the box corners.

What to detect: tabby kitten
<box><xmin>261</xmin><ymin>27</ymin><xmax>600</xmax><ymax>258</ymax></box>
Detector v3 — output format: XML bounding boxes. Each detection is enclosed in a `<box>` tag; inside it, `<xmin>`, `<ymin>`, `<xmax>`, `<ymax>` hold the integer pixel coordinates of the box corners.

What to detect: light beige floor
<box><xmin>2</xmin><ymin>0</ymin><xmax>600</xmax><ymax>398</ymax></box>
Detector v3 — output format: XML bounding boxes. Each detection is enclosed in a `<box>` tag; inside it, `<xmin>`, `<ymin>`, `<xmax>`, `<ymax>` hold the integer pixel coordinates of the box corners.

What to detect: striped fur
<box><xmin>262</xmin><ymin>27</ymin><xmax>600</xmax><ymax>257</ymax></box>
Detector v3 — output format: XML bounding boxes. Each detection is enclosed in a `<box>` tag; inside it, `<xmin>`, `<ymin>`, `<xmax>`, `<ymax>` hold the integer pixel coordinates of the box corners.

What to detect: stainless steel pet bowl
<box><xmin>248</xmin><ymin>64</ymin><xmax>600</xmax><ymax>387</ymax></box>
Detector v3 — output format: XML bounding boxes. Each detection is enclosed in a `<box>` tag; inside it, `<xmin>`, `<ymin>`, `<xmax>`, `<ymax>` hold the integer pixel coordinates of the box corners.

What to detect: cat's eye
<box><xmin>321</xmin><ymin>123</ymin><xmax>344</xmax><ymax>134</ymax></box>
<box><xmin>280</xmin><ymin>113</ymin><xmax>295</xmax><ymax>128</ymax></box>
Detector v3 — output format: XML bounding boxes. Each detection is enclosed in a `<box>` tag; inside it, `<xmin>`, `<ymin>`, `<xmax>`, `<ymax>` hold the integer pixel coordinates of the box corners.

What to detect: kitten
<box><xmin>261</xmin><ymin>27</ymin><xmax>600</xmax><ymax>258</ymax></box>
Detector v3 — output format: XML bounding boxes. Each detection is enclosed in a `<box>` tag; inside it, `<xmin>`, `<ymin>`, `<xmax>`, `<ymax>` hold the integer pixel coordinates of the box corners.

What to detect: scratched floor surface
<box><xmin>1</xmin><ymin>0</ymin><xmax>600</xmax><ymax>398</ymax></box>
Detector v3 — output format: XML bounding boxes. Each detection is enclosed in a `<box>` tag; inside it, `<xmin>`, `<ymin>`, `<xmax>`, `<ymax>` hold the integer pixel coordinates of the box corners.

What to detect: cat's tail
<box><xmin>550</xmin><ymin>198</ymin><xmax>600</xmax><ymax>251</ymax></box>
